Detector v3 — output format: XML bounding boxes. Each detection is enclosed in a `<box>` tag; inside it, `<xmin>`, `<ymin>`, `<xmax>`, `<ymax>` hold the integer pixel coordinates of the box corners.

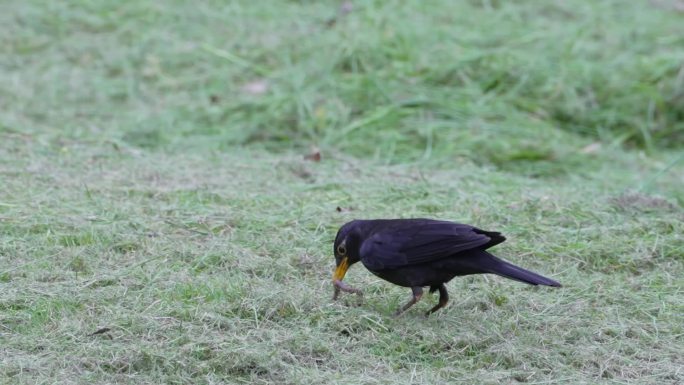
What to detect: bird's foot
<box><xmin>393</xmin><ymin>287</ymin><xmax>423</xmax><ymax>317</ymax></box>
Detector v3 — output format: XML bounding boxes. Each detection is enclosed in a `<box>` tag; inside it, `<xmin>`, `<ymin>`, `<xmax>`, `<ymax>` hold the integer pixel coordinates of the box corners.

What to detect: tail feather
<box><xmin>477</xmin><ymin>250</ymin><xmax>561</xmax><ymax>287</ymax></box>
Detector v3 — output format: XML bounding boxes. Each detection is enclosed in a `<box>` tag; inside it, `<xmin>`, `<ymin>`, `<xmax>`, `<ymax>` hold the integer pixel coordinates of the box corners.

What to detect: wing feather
<box><xmin>359</xmin><ymin>221</ymin><xmax>492</xmax><ymax>271</ymax></box>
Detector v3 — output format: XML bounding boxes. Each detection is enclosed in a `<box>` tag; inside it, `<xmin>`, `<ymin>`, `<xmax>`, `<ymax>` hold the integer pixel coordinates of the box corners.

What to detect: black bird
<box><xmin>332</xmin><ymin>219</ymin><xmax>561</xmax><ymax>316</ymax></box>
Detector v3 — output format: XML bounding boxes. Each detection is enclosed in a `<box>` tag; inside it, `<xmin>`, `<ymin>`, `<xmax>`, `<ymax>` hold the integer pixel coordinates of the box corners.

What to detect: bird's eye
<box><xmin>337</xmin><ymin>245</ymin><xmax>347</xmax><ymax>255</ymax></box>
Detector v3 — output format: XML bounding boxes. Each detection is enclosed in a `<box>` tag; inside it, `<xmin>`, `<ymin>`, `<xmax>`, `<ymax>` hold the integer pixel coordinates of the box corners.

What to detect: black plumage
<box><xmin>332</xmin><ymin>219</ymin><xmax>561</xmax><ymax>315</ymax></box>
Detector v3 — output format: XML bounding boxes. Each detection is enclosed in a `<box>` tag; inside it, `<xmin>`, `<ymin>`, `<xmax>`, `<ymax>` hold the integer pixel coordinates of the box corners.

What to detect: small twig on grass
<box><xmin>88</xmin><ymin>327</ymin><xmax>111</xmax><ymax>337</ymax></box>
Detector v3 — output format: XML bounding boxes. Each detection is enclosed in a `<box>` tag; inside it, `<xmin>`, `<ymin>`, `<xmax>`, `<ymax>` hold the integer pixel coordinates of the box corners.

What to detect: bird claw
<box><xmin>332</xmin><ymin>280</ymin><xmax>363</xmax><ymax>304</ymax></box>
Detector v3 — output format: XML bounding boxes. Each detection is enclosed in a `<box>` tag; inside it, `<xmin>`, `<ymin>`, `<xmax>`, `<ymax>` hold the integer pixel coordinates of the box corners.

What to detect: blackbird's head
<box><xmin>332</xmin><ymin>220</ymin><xmax>363</xmax><ymax>282</ymax></box>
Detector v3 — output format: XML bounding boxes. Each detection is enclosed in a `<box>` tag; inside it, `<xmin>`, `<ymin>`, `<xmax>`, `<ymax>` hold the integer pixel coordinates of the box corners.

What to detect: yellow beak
<box><xmin>333</xmin><ymin>257</ymin><xmax>349</xmax><ymax>282</ymax></box>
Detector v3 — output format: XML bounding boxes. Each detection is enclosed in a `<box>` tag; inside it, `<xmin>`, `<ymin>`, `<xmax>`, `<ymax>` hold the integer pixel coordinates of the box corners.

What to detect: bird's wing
<box><xmin>359</xmin><ymin>221</ymin><xmax>493</xmax><ymax>271</ymax></box>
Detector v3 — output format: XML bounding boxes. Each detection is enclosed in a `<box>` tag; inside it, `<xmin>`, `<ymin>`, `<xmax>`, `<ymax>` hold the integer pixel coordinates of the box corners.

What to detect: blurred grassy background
<box><xmin>1</xmin><ymin>1</ymin><xmax>683</xmax><ymax>384</ymax></box>
<box><xmin>4</xmin><ymin>1</ymin><xmax>684</xmax><ymax>156</ymax></box>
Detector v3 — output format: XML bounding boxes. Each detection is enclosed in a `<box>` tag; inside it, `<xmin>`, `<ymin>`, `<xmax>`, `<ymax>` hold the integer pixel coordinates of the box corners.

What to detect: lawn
<box><xmin>1</xmin><ymin>1</ymin><xmax>683</xmax><ymax>384</ymax></box>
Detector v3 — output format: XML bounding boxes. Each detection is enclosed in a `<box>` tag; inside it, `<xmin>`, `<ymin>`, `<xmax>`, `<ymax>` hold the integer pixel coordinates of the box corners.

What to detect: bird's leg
<box><xmin>425</xmin><ymin>284</ymin><xmax>449</xmax><ymax>316</ymax></box>
<box><xmin>394</xmin><ymin>286</ymin><xmax>423</xmax><ymax>316</ymax></box>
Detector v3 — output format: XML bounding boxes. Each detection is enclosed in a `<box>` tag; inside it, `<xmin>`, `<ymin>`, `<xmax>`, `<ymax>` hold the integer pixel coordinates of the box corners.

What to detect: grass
<box><xmin>1</xmin><ymin>0</ymin><xmax>683</xmax><ymax>384</ymax></box>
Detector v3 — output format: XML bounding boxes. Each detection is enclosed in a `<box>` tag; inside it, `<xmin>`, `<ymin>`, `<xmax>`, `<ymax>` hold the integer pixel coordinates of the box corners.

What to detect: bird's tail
<box><xmin>476</xmin><ymin>250</ymin><xmax>561</xmax><ymax>287</ymax></box>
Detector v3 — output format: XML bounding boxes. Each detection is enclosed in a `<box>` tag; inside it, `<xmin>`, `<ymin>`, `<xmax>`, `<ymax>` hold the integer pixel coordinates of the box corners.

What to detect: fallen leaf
<box><xmin>304</xmin><ymin>149</ymin><xmax>321</xmax><ymax>162</ymax></box>
<box><xmin>241</xmin><ymin>80</ymin><xmax>269</xmax><ymax>96</ymax></box>
<box><xmin>341</xmin><ymin>1</ymin><xmax>353</xmax><ymax>14</ymax></box>
<box><xmin>580</xmin><ymin>142</ymin><xmax>602</xmax><ymax>154</ymax></box>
